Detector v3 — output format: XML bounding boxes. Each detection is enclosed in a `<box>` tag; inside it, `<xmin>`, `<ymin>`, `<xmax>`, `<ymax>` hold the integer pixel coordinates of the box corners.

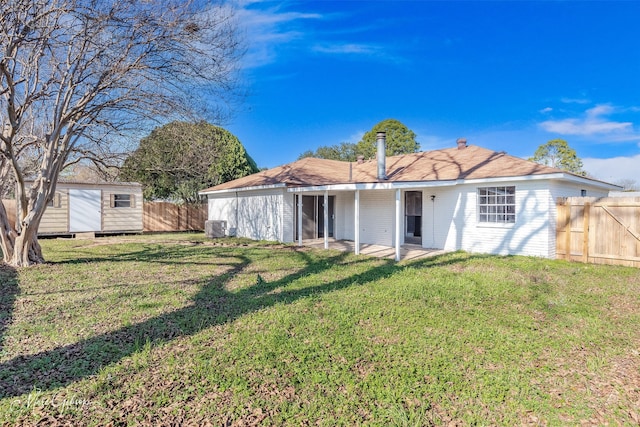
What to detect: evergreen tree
<box><xmin>355</xmin><ymin>119</ymin><xmax>420</xmax><ymax>160</ymax></box>
<box><xmin>121</xmin><ymin>121</ymin><xmax>258</xmax><ymax>203</ymax></box>
<box><xmin>298</xmin><ymin>119</ymin><xmax>419</xmax><ymax>161</ymax></box>
<box><xmin>529</xmin><ymin>139</ymin><xmax>586</xmax><ymax>176</ymax></box>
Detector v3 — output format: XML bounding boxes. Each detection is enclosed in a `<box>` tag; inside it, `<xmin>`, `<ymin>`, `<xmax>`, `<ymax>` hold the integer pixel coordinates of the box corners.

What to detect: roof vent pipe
<box><xmin>376</xmin><ymin>131</ymin><xmax>387</xmax><ymax>180</ymax></box>
<box><xmin>456</xmin><ymin>138</ymin><xmax>467</xmax><ymax>150</ymax></box>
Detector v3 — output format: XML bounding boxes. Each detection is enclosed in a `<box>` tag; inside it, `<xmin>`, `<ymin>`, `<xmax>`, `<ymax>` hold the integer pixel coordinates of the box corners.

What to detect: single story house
<box><xmin>200</xmin><ymin>135</ymin><xmax>620</xmax><ymax>260</ymax></box>
<box><xmin>24</xmin><ymin>181</ymin><xmax>143</xmax><ymax>235</ymax></box>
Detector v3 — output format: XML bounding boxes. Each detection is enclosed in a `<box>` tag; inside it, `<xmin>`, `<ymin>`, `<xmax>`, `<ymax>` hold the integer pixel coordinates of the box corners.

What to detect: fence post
<box><xmin>582</xmin><ymin>202</ymin><xmax>590</xmax><ymax>263</ymax></box>
<box><xmin>564</xmin><ymin>200</ymin><xmax>571</xmax><ymax>260</ymax></box>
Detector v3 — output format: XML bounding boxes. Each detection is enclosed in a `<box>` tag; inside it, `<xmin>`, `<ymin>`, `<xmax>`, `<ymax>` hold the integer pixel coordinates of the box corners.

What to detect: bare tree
<box><xmin>0</xmin><ymin>0</ymin><xmax>241</xmax><ymax>266</ymax></box>
<box><xmin>615</xmin><ymin>178</ymin><xmax>639</xmax><ymax>192</ymax></box>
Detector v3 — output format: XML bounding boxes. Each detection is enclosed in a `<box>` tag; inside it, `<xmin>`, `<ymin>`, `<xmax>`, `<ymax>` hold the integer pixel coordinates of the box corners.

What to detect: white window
<box><xmin>478</xmin><ymin>186</ymin><xmax>515</xmax><ymax>223</ymax></box>
<box><xmin>111</xmin><ymin>194</ymin><xmax>133</xmax><ymax>208</ymax></box>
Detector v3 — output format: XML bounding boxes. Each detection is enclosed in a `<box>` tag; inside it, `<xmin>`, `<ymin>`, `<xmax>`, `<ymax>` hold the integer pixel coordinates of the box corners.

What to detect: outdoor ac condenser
<box><xmin>205</xmin><ymin>220</ymin><xmax>226</xmax><ymax>238</ymax></box>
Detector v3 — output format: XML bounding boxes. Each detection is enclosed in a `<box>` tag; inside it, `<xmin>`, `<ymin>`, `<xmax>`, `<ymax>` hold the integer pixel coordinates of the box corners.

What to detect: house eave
<box><xmin>201</xmin><ymin>172</ymin><xmax>620</xmax><ymax>196</ymax></box>
<box><xmin>287</xmin><ymin>173</ymin><xmax>621</xmax><ymax>193</ymax></box>
<box><xmin>199</xmin><ymin>183</ymin><xmax>288</xmax><ymax>196</ymax></box>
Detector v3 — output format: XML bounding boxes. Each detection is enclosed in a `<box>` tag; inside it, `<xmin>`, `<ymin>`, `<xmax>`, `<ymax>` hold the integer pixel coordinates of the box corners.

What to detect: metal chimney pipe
<box><xmin>376</xmin><ymin>131</ymin><xmax>387</xmax><ymax>180</ymax></box>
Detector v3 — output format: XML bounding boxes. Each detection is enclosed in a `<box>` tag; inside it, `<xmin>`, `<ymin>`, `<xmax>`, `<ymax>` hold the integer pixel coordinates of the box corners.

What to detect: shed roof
<box><xmin>201</xmin><ymin>145</ymin><xmax>612</xmax><ymax>193</ymax></box>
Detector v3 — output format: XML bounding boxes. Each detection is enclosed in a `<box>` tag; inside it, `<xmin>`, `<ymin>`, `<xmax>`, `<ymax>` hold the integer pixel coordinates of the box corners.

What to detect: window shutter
<box><xmin>130</xmin><ymin>194</ymin><xmax>135</xmax><ymax>209</ymax></box>
<box><xmin>110</xmin><ymin>193</ymin><xmax>115</xmax><ymax>208</ymax></box>
<box><xmin>54</xmin><ymin>193</ymin><xmax>61</xmax><ymax>208</ymax></box>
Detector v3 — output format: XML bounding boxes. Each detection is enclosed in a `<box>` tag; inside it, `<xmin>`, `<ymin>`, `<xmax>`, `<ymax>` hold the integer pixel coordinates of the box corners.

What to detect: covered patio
<box><xmin>304</xmin><ymin>239</ymin><xmax>448</xmax><ymax>262</ymax></box>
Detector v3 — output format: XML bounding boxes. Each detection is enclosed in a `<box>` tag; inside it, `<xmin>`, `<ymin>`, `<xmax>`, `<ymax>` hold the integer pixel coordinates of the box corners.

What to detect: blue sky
<box><xmin>225</xmin><ymin>0</ymin><xmax>640</xmax><ymax>185</ymax></box>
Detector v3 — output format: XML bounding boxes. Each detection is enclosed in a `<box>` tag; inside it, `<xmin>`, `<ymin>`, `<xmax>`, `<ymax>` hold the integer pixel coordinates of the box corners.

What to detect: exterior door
<box><xmin>318</xmin><ymin>196</ymin><xmax>335</xmax><ymax>238</ymax></box>
<box><xmin>69</xmin><ymin>189</ymin><xmax>102</xmax><ymax>232</ymax></box>
<box><xmin>295</xmin><ymin>195</ymin><xmax>335</xmax><ymax>240</ymax></box>
<box><xmin>405</xmin><ymin>191</ymin><xmax>422</xmax><ymax>244</ymax></box>
<box><xmin>301</xmin><ymin>195</ymin><xmax>316</xmax><ymax>239</ymax></box>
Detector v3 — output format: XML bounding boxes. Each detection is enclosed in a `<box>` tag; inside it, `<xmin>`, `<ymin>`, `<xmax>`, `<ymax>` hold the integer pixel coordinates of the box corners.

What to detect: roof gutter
<box><xmin>286</xmin><ymin>173</ymin><xmax>621</xmax><ymax>193</ymax></box>
<box><xmin>198</xmin><ymin>183</ymin><xmax>287</xmax><ymax>196</ymax></box>
<box><xmin>550</xmin><ymin>173</ymin><xmax>622</xmax><ymax>190</ymax></box>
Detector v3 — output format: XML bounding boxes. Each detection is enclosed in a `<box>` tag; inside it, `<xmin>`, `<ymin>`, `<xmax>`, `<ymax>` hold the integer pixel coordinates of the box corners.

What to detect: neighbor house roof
<box><xmin>200</xmin><ymin>145</ymin><xmax>614</xmax><ymax>193</ymax></box>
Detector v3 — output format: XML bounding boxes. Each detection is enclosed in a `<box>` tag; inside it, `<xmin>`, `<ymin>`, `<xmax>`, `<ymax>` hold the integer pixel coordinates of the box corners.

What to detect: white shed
<box><xmin>24</xmin><ymin>181</ymin><xmax>143</xmax><ymax>235</ymax></box>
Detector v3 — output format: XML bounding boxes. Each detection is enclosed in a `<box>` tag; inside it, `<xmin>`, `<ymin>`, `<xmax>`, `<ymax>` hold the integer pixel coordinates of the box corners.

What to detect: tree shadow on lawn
<box><xmin>0</xmin><ymin>244</ymin><xmax>476</xmax><ymax>399</ymax></box>
<box><xmin>0</xmin><ymin>264</ymin><xmax>19</xmax><ymax>356</ymax></box>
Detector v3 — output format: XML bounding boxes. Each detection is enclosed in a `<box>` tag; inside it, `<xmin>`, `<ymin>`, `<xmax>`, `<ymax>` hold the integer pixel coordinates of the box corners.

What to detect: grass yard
<box><xmin>0</xmin><ymin>233</ymin><xmax>639</xmax><ymax>426</ymax></box>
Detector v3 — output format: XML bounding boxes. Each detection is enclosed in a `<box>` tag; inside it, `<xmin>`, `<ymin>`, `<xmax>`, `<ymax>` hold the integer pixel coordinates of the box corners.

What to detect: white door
<box><xmin>69</xmin><ymin>189</ymin><xmax>102</xmax><ymax>232</ymax></box>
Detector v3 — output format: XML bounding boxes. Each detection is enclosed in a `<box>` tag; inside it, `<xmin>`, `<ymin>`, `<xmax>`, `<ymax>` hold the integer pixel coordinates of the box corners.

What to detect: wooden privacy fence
<box><xmin>557</xmin><ymin>197</ymin><xmax>640</xmax><ymax>268</ymax></box>
<box><xmin>143</xmin><ymin>202</ymin><xmax>207</xmax><ymax>232</ymax></box>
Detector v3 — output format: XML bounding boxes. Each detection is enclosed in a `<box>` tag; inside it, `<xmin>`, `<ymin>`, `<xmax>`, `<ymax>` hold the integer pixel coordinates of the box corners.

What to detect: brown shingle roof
<box><xmin>201</xmin><ymin>145</ymin><xmax>579</xmax><ymax>193</ymax></box>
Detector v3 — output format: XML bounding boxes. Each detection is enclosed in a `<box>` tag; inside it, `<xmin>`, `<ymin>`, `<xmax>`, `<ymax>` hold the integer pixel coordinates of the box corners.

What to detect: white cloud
<box><xmin>235</xmin><ymin>2</ymin><xmax>398</xmax><ymax>68</ymax></box>
<box><xmin>583</xmin><ymin>154</ymin><xmax>640</xmax><ymax>185</ymax></box>
<box><xmin>312</xmin><ymin>43</ymin><xmax>381</xmax><ymax>55</ymax></box>
<box><xmin>346</xmin><ymin>130</ymin><xmax>365</xmax><ymax>143</ymax></box>
<box><xmin>561</xmin><ymin>97</ymin><xmax>590</xmax><ymax>104</ymax></box>
<box><xmin>235</xmin><ymin>4</ymin><xmax>322</xmax><ymax>68</ymax></box>
<box><xmin>539</xmin><ymin>104</ymin><xmax>639</xmax><ymax>141</ymax></box>
<box><xmin>540</xmin><ymin>118</ymin><xmax>632</xmax><ymax>135</ymax></box>
<box><xmin>539</xmin><ymin>107</ymin><xmax>553</xmax><ymax>113</ymax></box>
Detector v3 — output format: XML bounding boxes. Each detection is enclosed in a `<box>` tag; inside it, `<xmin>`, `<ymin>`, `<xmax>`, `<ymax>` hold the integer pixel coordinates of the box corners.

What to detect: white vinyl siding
<box><xmin>208</xmin><ymin>189</ymin><xmax>286</xmax><ymax>242</ymax></box>
<box><xmin>102</xmin><ymin>187</ymin><xmax>143</xmax><ymax>232</ymax></box>
<box><xmin>237</xmin><ymin>189</ymin><xmax>283</xmax><ymax>241</ymax></box>
<box><xmin>40</xmin><ymin>190</ymin><xmax>69</xmax><ymax>233</ymax></box>
<box><xmin>208</xmin><ymin>193</ymin><xmax>237</xmax><ymax>236</ymax></box>
<box><xmin>359</xmin><ymin>190</ymin><xmax>396</xmax><ymax>246</ymax></box>
<box><xmin>438</xmin><ymin>182</ymin><xmax>552</xmax><ymax>257</ymax></box>
<box><xmin>334</xmin><ymin>191</ymin><xmax>354</xmax><ymax>241</ymax></box>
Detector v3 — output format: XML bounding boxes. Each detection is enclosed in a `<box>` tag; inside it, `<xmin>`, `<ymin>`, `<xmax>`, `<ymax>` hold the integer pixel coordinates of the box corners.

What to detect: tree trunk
<box><xmin>11</xmin><ymin>225</ymin><xmax>44</xmax><ymax>266</ymax></box>
<box><xmin>0</xmin><ymin>201</ymin><xmax>17</xmax><ymax>264</ymax></box>
<box><xmin>0</xmin><ymin>202</ymin><xmax>44</xmax><ymax>267</ymax></box>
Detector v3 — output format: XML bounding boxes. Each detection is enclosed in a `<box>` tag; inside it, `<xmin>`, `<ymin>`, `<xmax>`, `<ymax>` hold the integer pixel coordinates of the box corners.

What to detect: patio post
<box><xmin>395</xmin><ymin>189</ymin><xmax>401</xmax><ymax>261</ymax></box>
<box><xmin>323</xmin><ymin>190</ymin><xmax>329</xmax><ymax>249</ymax></box>
<box><xmin>354</xmin><ymin>190</ymin><xmax>360</xmax><ymax>255</ymax></box>
<box><xmin>297</xmin><ymin>194</ymin><xmax>302</xmax><ymax>247</ymax></box>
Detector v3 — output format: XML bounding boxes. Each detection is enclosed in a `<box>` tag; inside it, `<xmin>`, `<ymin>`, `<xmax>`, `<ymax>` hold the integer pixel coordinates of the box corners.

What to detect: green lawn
<box><xmin>1</xmin><ymin>233</ymin><xmax>639</xmax><ymax>425</ymax></box>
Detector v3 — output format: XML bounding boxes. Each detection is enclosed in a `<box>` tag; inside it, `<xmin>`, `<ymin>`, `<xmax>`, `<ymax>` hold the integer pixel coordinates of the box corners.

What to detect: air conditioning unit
<box><xmin>205</xmin><ymin>220</ymin><xmax>226</xmax><ymax>238</ymax></box>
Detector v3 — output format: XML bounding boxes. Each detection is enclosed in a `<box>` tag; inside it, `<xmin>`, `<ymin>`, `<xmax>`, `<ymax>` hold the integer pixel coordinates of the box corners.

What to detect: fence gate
<box><xmin>556</xmin><ymin>197</ymin><xmax>640</xmax><ymax>268</ymax></box>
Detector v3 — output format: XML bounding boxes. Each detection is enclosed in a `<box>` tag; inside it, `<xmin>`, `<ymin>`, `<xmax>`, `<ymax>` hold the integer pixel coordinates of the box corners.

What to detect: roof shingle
<box><xmin>201</xmin><ymin>145</ymin><xmax>586</xmax><ymax>193</ymax></box>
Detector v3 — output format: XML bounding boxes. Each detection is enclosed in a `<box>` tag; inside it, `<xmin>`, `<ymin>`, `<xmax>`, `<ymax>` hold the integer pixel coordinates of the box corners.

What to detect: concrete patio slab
<box><xmin>303</xmin><ymin>239</ymin><xmax>448</xmax><ymax>261</ymax></box>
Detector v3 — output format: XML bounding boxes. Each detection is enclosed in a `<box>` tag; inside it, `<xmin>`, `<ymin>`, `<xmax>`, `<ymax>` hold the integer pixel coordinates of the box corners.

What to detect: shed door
<box><xmin>69</xmin><ymin>189</ymin><xmax>102</xmax><ymax>232</ymax></box>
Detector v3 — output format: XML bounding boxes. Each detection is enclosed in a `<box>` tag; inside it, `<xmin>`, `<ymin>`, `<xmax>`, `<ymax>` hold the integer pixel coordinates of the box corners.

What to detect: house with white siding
<box><xmin>200</xmin><ymin>135</ymin><xmax>619</xmax><ymax>260</ymax></box>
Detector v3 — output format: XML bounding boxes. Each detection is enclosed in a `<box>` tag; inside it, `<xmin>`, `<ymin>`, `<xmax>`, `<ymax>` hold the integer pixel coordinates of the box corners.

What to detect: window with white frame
<box><xmin>112</xmin><ymin>194</ymin><xmax>133</xmax><ymax>208</ymax></box>
<box><xmin>478</xmin><ymin>186</ymin><xmax>515</xmax><ymax>223</ymax></box>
